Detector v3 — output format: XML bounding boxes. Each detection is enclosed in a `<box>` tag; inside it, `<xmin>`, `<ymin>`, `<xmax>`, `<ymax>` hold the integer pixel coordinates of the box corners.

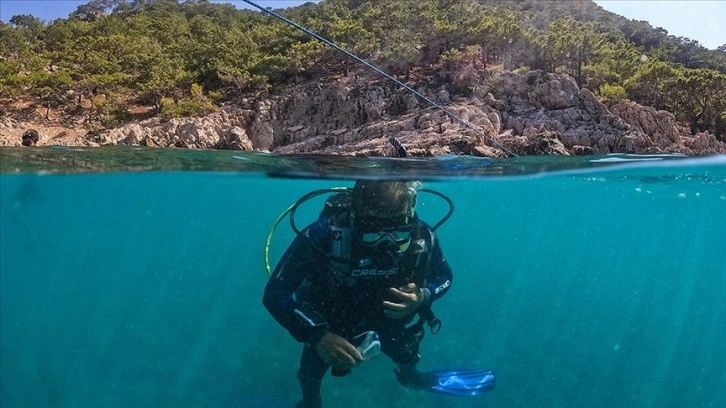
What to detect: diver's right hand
<box><xmin>315</xmin><ymin>332</ymin><xmax>363</xmax><ymax>371</ymax></box>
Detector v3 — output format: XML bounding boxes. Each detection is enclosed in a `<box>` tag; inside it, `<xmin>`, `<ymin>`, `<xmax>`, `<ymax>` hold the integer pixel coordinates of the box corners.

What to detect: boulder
<box><xmin>610</xmin><ymin>102</ymin><xmax>680</xmax><ymax>148</ymax></box>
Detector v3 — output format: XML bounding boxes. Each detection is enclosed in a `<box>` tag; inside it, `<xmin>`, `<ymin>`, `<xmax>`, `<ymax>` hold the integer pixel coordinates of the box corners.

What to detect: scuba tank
<box><xmin>264</xmin><ymin>185</ymin><xmax>451</xmax><ymax>335</ymax></box>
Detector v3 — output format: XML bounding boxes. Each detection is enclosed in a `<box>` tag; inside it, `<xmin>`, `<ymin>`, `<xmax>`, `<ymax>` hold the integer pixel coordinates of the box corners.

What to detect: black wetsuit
<box><xmin>263</xmin><ymin>214</ymin><xmax>452</xmax><ymax>407</ymax></box>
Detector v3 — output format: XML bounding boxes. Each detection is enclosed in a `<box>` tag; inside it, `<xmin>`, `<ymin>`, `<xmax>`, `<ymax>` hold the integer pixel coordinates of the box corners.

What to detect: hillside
<box><xmin>1</xmin><ymin>0</ymin><xmax>724</xmax><ymax>153</ymax></box>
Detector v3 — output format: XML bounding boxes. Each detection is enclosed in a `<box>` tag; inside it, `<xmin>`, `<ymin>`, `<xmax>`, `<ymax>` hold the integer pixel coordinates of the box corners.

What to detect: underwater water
<box><xmin>1</xmin><ymin>148</ymin><xmax>725</xmax><ymax>408</ymax></box>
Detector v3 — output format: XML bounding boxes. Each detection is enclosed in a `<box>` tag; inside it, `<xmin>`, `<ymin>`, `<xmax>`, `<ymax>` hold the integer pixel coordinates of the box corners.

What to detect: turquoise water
<box><xmin>1</xmin><ymin>150</ymin><xmax>725</xmax><ymax>408</ymax></box>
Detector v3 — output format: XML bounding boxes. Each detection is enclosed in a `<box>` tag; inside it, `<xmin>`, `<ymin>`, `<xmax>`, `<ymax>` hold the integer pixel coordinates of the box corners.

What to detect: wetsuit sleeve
<box><xmin>420</xmin><ymin>232</ymin><xmax>453</xmax><ymax>308</ymax></box>
<box><xmin>262</xmin><ymin>221</ymin><xmax>330</xmax><ymax>345</ymax></box>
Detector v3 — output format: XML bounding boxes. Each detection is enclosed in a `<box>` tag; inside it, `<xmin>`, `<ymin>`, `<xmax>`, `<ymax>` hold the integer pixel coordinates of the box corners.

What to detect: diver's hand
<box><xmin>315</xmin><ymin>332</ymin><xmax>363</xmax><ymax>371</ymax></box>
<box><xmin>383</xmin><ymin>283</ymin><xmax>424</xmax><ymax>319</ymax></box>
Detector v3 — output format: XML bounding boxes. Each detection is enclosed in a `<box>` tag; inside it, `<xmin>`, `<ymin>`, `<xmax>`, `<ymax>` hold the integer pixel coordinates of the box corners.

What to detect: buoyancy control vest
<box><xmin>318</xmin><ymin>192</ymin><xmax>442</xmax><ymax>334</ymax></box>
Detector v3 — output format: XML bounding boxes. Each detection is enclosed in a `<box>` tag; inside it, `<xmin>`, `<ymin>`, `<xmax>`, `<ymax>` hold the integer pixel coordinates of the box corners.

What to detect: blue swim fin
<box><xmin>427</xmin><ymin>369</ymin><xmax>495</xmax><ymax>396</ymax></box>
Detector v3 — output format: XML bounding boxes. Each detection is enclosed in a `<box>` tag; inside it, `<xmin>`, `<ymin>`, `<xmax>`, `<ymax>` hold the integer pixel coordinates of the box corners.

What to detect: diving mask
<box><xmin>361</xmin><ymin>228</ymin><xmax>412</xmax><ymax>246</ymax></box>
<box><xmin>353</xmin><ymin>331</ymin><xmax>381</xmax><ymax>360</ymax></box>
<box><xmin>356</xmin><ymin>212</ymin><xmax>413</xmax><ymax>248</ymax></box>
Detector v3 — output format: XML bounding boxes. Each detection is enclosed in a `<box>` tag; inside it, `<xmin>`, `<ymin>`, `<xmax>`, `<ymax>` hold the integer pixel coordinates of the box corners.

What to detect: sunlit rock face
<box><xmin>4</xmin><ymin>69</ymin><xmax>723</xmax><ymax>156</ymax></box>
<box><xmin>97</xmin><ymin>69</ymin><xmax>723</xmax><ymax>156</ymax></box>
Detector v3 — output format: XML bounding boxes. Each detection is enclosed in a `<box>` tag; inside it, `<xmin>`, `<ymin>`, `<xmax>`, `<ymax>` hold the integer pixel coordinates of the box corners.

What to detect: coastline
<box><xmin>2</xmin><ymin>69</ymin><xmax>724</xmax><ymax>156</ymax></box>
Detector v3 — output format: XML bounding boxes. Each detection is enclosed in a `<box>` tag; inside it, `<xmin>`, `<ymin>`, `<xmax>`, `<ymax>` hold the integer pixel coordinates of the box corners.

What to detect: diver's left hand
<box><xmin>383</xmin><ymin>283</ymin><xmax>424</xmax><ymax>319</ymax></box>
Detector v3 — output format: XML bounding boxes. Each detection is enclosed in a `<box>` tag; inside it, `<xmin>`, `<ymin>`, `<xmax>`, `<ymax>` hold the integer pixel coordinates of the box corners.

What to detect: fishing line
<box><xmin>240</xmin><ymin>0</ymin><xmax>518</xmax><ymax>157</ymax></box>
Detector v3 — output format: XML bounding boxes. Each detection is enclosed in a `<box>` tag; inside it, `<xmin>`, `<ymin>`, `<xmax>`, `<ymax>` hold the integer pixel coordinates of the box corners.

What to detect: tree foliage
<box><xmin>0</xmin><ymin>0</ymin><xmax>724</xmax><ymax>137</ymax></box>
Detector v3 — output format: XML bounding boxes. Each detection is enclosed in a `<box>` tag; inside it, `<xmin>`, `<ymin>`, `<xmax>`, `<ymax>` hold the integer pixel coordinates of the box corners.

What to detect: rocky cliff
<box><xmin>2</xmin><ymin>69</ymin><xmax>724</xmax><ymax>156</ymax></box>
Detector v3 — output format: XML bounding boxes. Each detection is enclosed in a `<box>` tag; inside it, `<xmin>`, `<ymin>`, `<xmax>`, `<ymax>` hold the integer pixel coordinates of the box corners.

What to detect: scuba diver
<box><xmin>263</xmin><ymin>180</ymin><xmax>494</xmax><ymax>408</ymax></box>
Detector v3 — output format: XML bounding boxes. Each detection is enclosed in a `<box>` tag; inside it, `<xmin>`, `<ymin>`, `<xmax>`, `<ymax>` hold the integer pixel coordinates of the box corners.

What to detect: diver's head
<box><xmin>351</xmin><ymin>180</ymin><xmax>419</xmax><ymax>250</ymax></box>
<box><xmin>21</xmin><ymin>129</ymin><xmax>39</xmax><ymax>147</ymax></box>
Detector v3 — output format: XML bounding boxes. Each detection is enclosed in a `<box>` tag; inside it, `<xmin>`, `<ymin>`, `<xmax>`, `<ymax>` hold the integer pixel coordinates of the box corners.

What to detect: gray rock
<box><xmin>86</xmin><ymin>68</ymin><xmax>723</xmax><ymax>156</ymax></box>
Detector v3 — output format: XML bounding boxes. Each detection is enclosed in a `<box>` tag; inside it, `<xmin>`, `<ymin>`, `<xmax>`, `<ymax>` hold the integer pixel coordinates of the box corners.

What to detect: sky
<box><xmin>593</xmin><ymin>0</ymin><xmax>724</xmax><ymax>50</ymax></box>
<box><xmin>1</xmin><ymin>0</ymin><xmax>724</xmax><ymax>50</ymax></box>
<box><xmin>0</xmin><ymin>1</ymin><xmax>317</xmax><ymax>22</ymax></box>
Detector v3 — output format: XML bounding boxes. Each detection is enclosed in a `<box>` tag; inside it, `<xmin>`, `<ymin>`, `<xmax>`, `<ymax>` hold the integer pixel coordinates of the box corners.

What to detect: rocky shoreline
<box><xmin>1</xmin><ymin>69</ymin><xmax>724</xmax><ymax>156</ymax></box>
